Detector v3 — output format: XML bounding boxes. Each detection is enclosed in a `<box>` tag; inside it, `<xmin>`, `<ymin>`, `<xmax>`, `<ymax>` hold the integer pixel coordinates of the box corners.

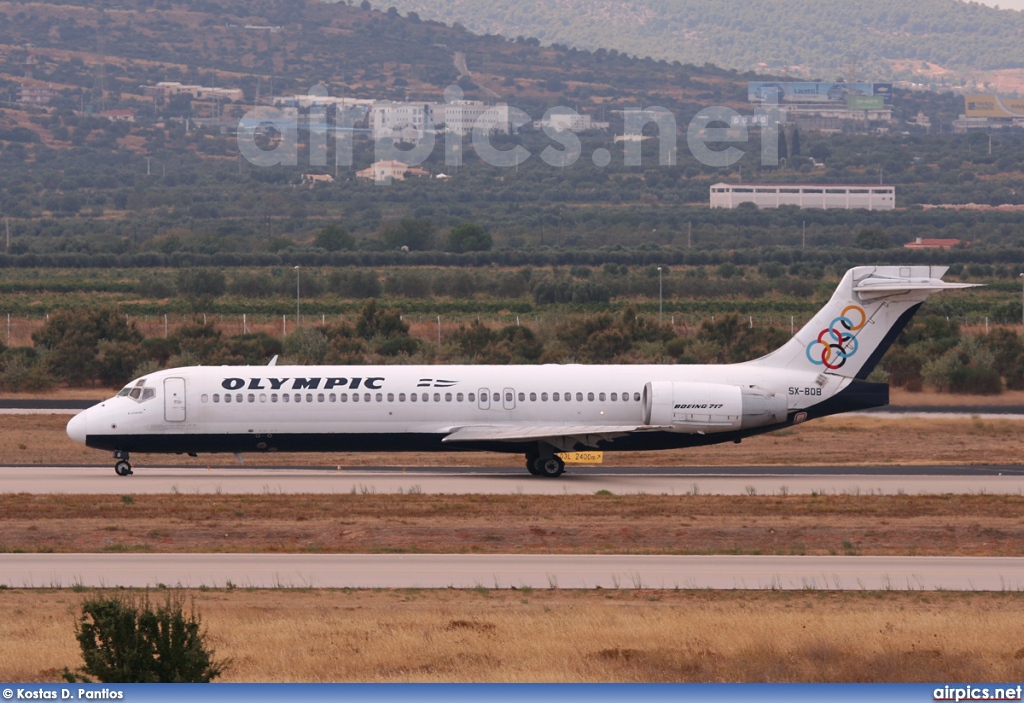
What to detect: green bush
<box><xmin>64</xmin><ymin>591</ymin><xmax>226</xmax><ymax>683</ymax></box>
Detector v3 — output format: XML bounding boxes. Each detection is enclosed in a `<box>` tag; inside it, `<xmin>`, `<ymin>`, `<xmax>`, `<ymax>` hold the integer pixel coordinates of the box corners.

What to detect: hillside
<box><xmin>0</xmin><ymin>0</ymin><xmax>746</xmax><ymax>114</ymax></box>
<box><xmin>369</xmin><ymin>0</ymin><xmax>1024</xmax><ymax>83</ymax></box>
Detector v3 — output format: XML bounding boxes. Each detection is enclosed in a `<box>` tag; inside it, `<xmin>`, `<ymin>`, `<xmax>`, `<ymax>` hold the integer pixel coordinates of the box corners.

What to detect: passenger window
<box><xmin>422</xmin><ymin>393</ymin><xmax>429</xmax><ymax>402</ymax></box>
<box><xmin>341</xmin><ymin>393</ymin><xmax>348</xmax><ymax>402</ymax></box>
<box><xmin>353</xmin><ymin>394</ymin><xmax>359</xmax><ymax>403</ymax></box>
<box><xmin>599</xmin><ymin>393</ymin><xmax>606</xmax><ymax>401</ymax></box>
<box><xmin>410</xmin><ymin>393</ymin><xmax>417</xmax><ymax>402</ymax></box>
<box><xmin>457</xmin><ymin>393</ymin><xmax>464</xmax><ymax>402</ymax></box>
<box><xmin>225</xmin><ymin>394</ymin><xmax>232</xmax><ymax>403</ymax></box>
<box><xmin>565</xmin><ymin>393</ymin><xmax>572</xmax><ymax>402</ymax></box>
<box><xmin>272</xmin><ymin>393</ymin><xmax>278</xmax><ymax>403</ymax></box>
<box><xmin>577</xmin><ymin>392</ymin><xmax>584</xmax><ymax>401</ymax></box>
<box><xmin>492</xmin><ymin>392</ymin><xmax>500</xmax><ymax>402</ymax></box>
<box><xmin>387</xmin><ymin>393</ymin><xmax>394</xmax><ymax>402</ymax></box>
<box><xmin>248</xmin><ymin>394</ymin><xmax>255</xmax><ymax>403</ymax></box>
<box><xmin>634</xmin><ymin>392</ymin><xmax>641</xmax><ymax>401</ymax></box>
<box><xmin>468</xmin><ymin>393</ymin><xmax>475</xmax><ymax>402</ymax></box>
<box><xmin>295</xmin><ymin>394</ymin><xmax>302</xmax><ymax>403</ymax></box>
<box><xmin>259</xmin><ymin>394</ymin><xmax>267</xmax><ymax>403</ymax></box>
<box><xmin>541</xmin><ymin>392</ymin><xmax>548</xmax><ymax>401</ymax></box>
<box><xmin>376</xmin><ymin>393</ymin><xmax>383</xmax><ymax>402</ymax></box>
<box><xmin>529</xmin><ymin>392</ymin><xmax>536</xmax><ymax>401</ymax></box>
<box><xmin>399</xmin><ymin>393</ymin><xmax>406</xmax><ymax>402</ymax></box>
<box><xmin>610</xmin><ymin>393</ymin><xmax>617</xmax><ymax>401</ymax></box>
<box><xmin>505</xmin><ymin>392</ymin><xmax>513</xmax><ymax>402</ymax></box>
<box><xmin>306</xmin><ymin>394</ymin><xmax>313</xmax><ymax>403</ymax></box>
<box><xmin>552</xmin><ymin>392</ymin><xmax>559</xmax><ymax>401</ymax></box>
<box><xmin>365</xmin><ymin>393</ymin><xmax>371</xmax><ymax>402</ymax></box>
<box><xmin>283</xmin><ymin>394</ymin><xmax>289</xmax><ymax>403</ymax></box>
<box><xmin>518</xmin><ymin>392</ymin><xmax>525</xmax><ymax>402</ymax></box>
<box><xmin>235</xmin><ymin>394</ymin><xmax>242</xmax><ymax>403</ymax></box>
<box><xmin>434</xmin><ymin>393</ymin><xmax>441</xmax><ymax>402</ymax></box>
<box><xmin>317</xmin><ymin>393</ymin><xmax>325</xmax><ymax>403</ymax></box>
<box><xmin>623</xmin><ymin>393</ymin><xmax>630</xmax><ymax>402</ymax></box>
<box><xmin>201</xmin><ymin>394</ymin><xmax>209</xmax><ymax>403</ymax></box>
<box><xmin>329</xmin><ymin>393</ymin><xmax>336</xmax><ymax>402</ymax></box>
<box><xmin>587</xmin><ymin>392</ymin><xmax>594</xmax><ymax>401</ymax></box>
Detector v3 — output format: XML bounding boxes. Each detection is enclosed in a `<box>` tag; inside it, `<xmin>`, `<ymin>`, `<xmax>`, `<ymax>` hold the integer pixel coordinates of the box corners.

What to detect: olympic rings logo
<box><xmin>805</xmin><ymin>305</ymin><xmax>866</xmax><ymax>370</ymax></box>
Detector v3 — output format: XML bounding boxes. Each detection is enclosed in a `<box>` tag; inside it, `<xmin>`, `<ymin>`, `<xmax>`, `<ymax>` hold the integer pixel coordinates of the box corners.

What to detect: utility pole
<box><xmin>657</xmin><ymin>267</ymin><xmax>663</xmax><ymax>325</ymax></box>
<box><xmin>294</xmin><ymin>266</ymin><xmax>301</xmax><ymax>328</ymax></box>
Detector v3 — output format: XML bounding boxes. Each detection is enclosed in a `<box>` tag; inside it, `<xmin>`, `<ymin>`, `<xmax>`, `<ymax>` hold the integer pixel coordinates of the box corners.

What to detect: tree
<box><xmin>32</xmin><ymin>307</ymin><xmax>143</xmax><ymax>387</ymax></box>
<box><xmin>447</xmin><ymin>223</ymin><xmax>492</xmax><ymax>253</ymax></box>
<box><xmin>777</xmin><ymin>128</ymin><xmax>788</xmax><ymax>162</ymax></box>
<box><xmin>790</xmin><ymin>127</ymin><xmax>801</xmax><ymax>156</ymax></box>
<box><xmin>854</xmin><ymin>228</ymin><xmax>892</xmax><ymax>249</ymax></box>
<box><xmin>64</xmin><ymin>591</ymin><xmax>226</xmax><ymax>683</ymax></box>
<box><xmin>313</xmin><ymin>224</ymin><xmax>354</xmax><ymax>252</ymax></box>
<box><xmin>379</xmin><ymin>218</ymin><xmax>435</xmax><ymax>251</ymax></box>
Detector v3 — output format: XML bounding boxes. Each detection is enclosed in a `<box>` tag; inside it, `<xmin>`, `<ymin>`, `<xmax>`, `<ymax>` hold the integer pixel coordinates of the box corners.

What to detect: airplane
<box><xmin>66</xmin><ymin>266</ymin><xmax>975</xmax><ymax>478</ymax></box>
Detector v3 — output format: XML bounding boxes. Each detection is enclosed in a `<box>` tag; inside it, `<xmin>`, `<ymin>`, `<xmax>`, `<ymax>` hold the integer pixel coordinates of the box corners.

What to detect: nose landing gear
<box><xmin>113</xmin><ymin>450</ymin><xmax>133</xmax><ymax>477</ymax></box>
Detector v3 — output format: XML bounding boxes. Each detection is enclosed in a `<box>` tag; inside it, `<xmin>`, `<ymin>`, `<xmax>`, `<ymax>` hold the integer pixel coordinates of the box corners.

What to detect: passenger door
<box><xmin>164</xmin><ymin>377</ymin><xmax>186</xmax><ymax>422</ymax></box>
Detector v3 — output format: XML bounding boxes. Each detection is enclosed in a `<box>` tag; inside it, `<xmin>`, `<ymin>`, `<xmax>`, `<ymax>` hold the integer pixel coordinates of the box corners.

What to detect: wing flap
<box><xmin>442</xmin><ymin>424</ymin><xmax>669</xmax><ymax>451</ymax></box>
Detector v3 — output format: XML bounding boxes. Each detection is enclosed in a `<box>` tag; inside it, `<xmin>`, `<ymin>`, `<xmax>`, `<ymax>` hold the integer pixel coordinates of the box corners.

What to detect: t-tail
<box><xmin>748</xmin><ymin>266</ymin><xmax>978</xmax><ymax>379</ymax></box>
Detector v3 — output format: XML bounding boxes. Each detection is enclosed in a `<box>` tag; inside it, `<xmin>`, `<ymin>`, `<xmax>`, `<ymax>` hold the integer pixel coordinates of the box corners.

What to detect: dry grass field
<box><xmin>2</xmin><ymin>589</ymin><xmax>1024</xmax><ymax>682</ymax></box>
<box><xmin>1</xmin><ymin>493</ymin><xmax>1022</xmax><ymax>556</ymax></box>
<box><xmin>3</xmin><ymin>413</ymin><xmax>1024</xmax><ymax>468</ymax></box>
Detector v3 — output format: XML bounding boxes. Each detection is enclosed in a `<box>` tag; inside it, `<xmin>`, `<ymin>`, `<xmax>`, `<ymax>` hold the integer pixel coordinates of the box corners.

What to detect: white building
<box><xmin>710</xmin><ymin>183</ymin><xmax>895</xmax><ymax>211</ymax></box>
<box><xmin>370</xmin><ymin>100</ymin><xmax>511</xmax><ymax>140</ymax></box>
<box><xmin>145</xmin><ymin>82</ymin><xmax>244</xmax><ymax>102</ymax></box>
<box><xmin>534</xmin><ymin>113</ymin><xmax>609</xmax><ymax>132</ymax></box>
<box><xmin>443</xmin><ymin>101</ymin><xmax>510</xmax><ymax>136</ymax></box>
<box><xmin>371</xmin><ymin>102</ymin><xmax>437</xmax><ymax>141</ymax></box>
<box><xmin>356</xmin><ymin>160</ymin><xmax>430</xmax><ymax>183</ymax></box>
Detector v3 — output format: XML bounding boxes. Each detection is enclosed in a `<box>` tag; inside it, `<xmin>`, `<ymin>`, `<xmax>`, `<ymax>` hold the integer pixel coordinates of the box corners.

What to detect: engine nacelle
<box><xmin>642</xmin><ymin>381</ymin><xmax>787</xmax><ymax>433</ymax></box>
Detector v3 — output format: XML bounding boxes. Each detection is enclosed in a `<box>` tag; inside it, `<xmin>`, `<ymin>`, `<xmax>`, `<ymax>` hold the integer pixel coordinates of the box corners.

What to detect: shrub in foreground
<box><xmin>63</xmin><ymin>591</ymin><xmax>226</xmax><ymax>683</ymax></box>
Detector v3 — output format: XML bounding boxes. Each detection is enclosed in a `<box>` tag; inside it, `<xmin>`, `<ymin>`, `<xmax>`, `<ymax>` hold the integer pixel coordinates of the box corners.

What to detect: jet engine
<box><xmin>642</xmin><ymin>381</ymin><xmax>787</xmax><ymax>433</ymax></box>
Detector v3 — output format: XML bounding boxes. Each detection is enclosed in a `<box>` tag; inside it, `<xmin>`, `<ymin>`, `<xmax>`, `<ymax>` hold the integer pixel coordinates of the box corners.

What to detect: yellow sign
<box><xmin>557</xmin><ymin>451</ymin><xmax>604</xmax><ymax>464</ymax></box>
<box><xmin>964</xmin><ymin>94</ymin><xmax>1024</xmax><ymax>118</ymax></box>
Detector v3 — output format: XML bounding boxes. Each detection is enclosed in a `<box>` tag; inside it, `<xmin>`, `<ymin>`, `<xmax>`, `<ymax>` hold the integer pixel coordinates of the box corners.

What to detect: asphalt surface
<box><xmin>2</xmin><ymin>553</ymin><xmax>1021</xmax><ymax>590</ymax></box>
<box><xmin>3</xmin><ymin>465</ymin><xmax>1023</xmax><ymax>495</ymax></box>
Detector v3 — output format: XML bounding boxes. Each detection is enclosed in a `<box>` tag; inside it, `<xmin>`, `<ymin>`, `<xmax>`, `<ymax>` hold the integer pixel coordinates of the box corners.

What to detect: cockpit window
<box><xmin>120</xmin><ymin>381</ymin><xmax>156</xmax><ymax>404</ymax></box>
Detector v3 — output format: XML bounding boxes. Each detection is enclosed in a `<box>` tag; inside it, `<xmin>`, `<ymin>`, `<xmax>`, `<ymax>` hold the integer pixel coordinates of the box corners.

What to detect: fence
<box><xmin>3</xmin><ymin>312</ymin><xmax>1017</xmax><ymax>350</ymax></box>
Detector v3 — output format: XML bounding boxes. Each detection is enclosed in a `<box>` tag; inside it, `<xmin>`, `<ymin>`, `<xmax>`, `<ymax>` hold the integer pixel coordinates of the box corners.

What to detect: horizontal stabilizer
<box><xmin>443</xmin><ymin>424</ymin><xmax>669</xmax><ymax>451</ymax></box>
<box><xmin>853</xmin><ymin>277</ymin><xmax>981</xmax><ymax>300</ymax></box>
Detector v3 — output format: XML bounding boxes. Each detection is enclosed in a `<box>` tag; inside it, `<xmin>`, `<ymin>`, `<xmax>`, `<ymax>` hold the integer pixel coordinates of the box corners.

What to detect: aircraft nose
<box><xmin>66</xmin><ymin>411</ymin><xmax>88</xmax><ymax>445</ymax></box>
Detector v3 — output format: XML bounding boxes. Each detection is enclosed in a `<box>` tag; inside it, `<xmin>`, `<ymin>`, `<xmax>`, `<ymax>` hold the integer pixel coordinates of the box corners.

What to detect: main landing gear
<box><xmin>113</xmin><ymin>450</ymin><xmax>133</xmax><ymax>477</ymax></box>
<box><xmin>525</xmin><ymin>451</ymin><xmax>565</xmax><ymax>478</ymax></box>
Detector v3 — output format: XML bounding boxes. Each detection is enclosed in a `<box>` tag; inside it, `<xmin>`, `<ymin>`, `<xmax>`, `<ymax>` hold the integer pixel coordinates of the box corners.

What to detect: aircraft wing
<box><xmin>442</xmin><ymin>424</ymin><xmax>670</xmax><ymax>452</ymax></box>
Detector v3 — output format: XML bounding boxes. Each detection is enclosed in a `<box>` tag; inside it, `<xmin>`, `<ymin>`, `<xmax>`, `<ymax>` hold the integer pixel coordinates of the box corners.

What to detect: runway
<box><xmin>2</xmin><ymin>553</ymin><xmax>1021</xmax><ymax>590</ymax></box>
<box><xmin>2</xmin><ymin>465</ymin><xmax>1022</xmax><ymax>495</ymax></box>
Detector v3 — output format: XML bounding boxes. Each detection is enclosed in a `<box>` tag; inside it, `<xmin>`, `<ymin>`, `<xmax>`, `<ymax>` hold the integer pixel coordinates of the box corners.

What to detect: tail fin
<box><xmin>749</xmin><ymin>266</ymin><xmax>978</xmax><ymax>379</ymax></box>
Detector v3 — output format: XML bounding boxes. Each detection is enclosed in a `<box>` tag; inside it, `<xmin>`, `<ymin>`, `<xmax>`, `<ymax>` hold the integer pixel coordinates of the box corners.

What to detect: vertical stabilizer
<box><xmin>747</xmin><ymin>266</ymin><xmax>977</xmax><ymax>379</ymax></box>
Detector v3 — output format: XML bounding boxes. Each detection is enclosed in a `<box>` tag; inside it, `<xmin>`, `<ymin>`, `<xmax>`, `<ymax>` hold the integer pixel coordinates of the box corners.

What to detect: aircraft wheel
<box><xmin>536</xmin><ymin>456</ymin><xmax>565</xmax><ymax>478</ymax></box>
<box><xmin>114</xmin><ymin>460</ymin><xmax>133</xmax><ymax>477</ymax></box>
<box><xmin>526</xmin><ymin>458</ymin><xmax>541</xmax><ymax>476</ymax></box>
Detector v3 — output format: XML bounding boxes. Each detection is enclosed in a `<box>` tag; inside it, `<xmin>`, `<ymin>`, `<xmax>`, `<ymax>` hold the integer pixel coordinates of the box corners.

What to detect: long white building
<box><xmin>710</xmin><ymin>183</ymin><xmax>895</xmax><ymax>211</ymax></box>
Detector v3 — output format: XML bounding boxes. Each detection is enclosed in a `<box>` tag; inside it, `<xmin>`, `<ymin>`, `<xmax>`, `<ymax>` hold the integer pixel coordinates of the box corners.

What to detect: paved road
<box><xmin>2</xmin><ymin>553</ymin><xmax>1021</xmax><ymax>590</ymax></box>
<box><xmin>2</xmin><ymin>465</ymin><xmax>1023</xmax><ymax>495</ymax></box>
